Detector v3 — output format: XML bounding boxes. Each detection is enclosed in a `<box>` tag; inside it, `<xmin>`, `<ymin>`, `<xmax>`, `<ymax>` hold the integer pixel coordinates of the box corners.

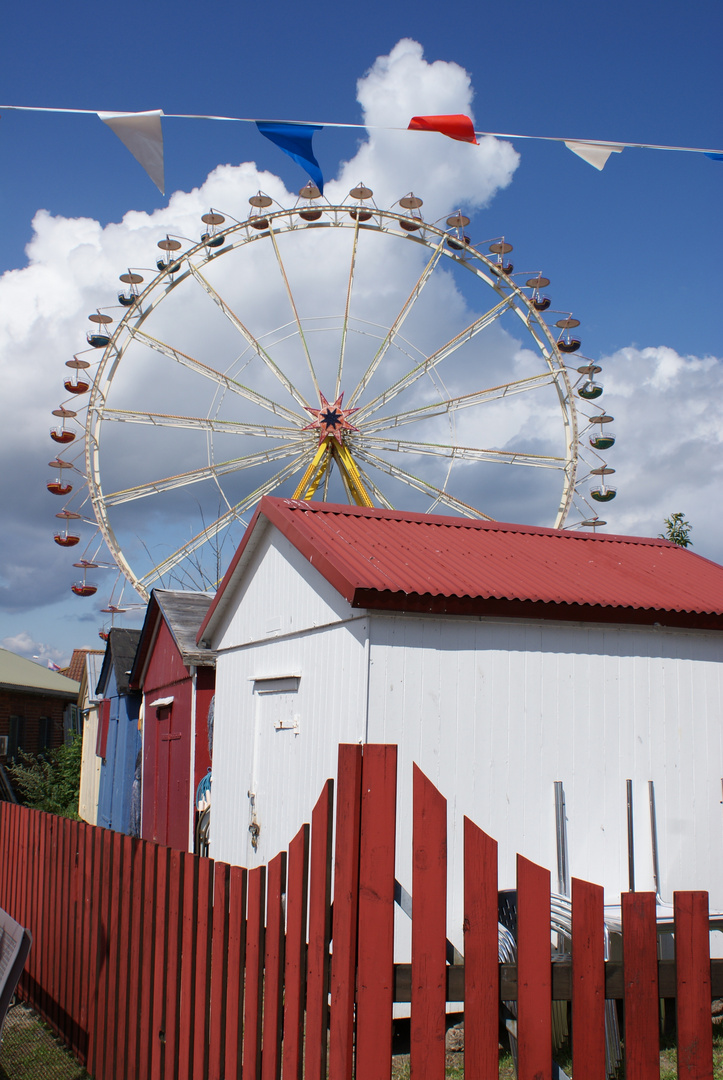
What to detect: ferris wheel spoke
<box><xmin>359</xmin><ymin>436</ymin><xmax>568</xmax><ymax>470</ymax></box>
<box><xmin>348</xmin><ymin>235</ymin><xmax>447</xmax><ymax>407</ymax></box>
<box><xmin>335</xmin><ymin>216</ymin><xmax>361</xmax><ymax>399</ymax></box>
<box><xmin>359</xmin><ymin>371</ymin><xmax>560</xmax><ymax>434</ymax></box>
<box><xmin>354</xmin><ymin>447</ymin><xmax>493</xmax><ymax>520</ymax></box>
<box><xmin>267</xmin><ymin>225</ymin><xmax>321</xmax><ymax>399</ymax></box>
<box><xmin>187</xmin><ymin>262</ymin><xmax>311</xmax><ymax>410</ymax></box>
<box><xmin>98</xmin><ymin>407</ymin><xmax>301</xmax><ymax>439</ymax></box>
<box><xmin>127</xmin><ymin>327</ymin><xmax>306</xmax><ymax>425</ymax></box>
<box><xmin>102</xmin><ymin>441</ymin><xmax>304</xmax><ymax>506</ymax></box>
<box><xmin>137</xmin><ymin>450</ymin><xmax>314</xmax><ymax>591</ymax></box>
<box><xmin>354</xmin><ymin>295</ymin><xmax>515</xmax><ymax>422</ymax></box>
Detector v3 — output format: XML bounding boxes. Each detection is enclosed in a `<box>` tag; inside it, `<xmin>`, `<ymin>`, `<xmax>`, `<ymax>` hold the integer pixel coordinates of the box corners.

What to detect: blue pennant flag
<box><xmin>256</xmin><ymin>122</ymin><xmax>324</xmax><ymax>193</ymax></box>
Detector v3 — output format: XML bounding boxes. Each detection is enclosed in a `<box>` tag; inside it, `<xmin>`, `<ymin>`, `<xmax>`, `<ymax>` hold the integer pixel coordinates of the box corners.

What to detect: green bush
<box><xmin>7</xmin><ymin>734</ymin><xmax>82</xmax><ymax>819</ymax></box>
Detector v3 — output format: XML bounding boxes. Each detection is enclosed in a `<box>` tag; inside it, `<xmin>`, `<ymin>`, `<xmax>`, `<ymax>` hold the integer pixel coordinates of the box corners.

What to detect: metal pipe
<box><xmin>554</xmin><ymin>781</ymin><xmax>570</xmax><ymax>896</ymax></box>
<box><xmin>648</xmin><ymin>780</ymin><xmax>661</xmax><ymax>898</ymax></box>
<box><xmin>626</xmin><ymin>778</ymin><xmax>635</xmax><ymax>891</ymax></box>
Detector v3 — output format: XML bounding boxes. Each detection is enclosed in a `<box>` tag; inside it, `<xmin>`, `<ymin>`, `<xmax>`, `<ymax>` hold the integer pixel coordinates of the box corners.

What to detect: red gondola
<box><xmin>50</xmin><ymin>429</ymin><xmax>76</xmax><ymax>444</ymax></box>
<box><xmin>54</xmin><ymin>534</ymin><xmax>80</xmax><ymax>547</ymax></box>
<box><xmin>71</xmin><ymin>583</ymin><xmax>97</xmax><ymax>597</ymax></box>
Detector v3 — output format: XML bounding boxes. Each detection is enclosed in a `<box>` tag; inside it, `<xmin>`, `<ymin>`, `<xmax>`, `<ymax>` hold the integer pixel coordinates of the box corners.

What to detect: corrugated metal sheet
<box><xmin>200</xmin><ymin>499</ymin><xmax>723</xmax><ymax>640</ymax></box>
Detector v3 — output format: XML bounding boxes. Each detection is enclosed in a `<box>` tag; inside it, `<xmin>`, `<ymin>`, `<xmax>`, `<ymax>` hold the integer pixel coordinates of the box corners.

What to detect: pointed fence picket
<box><xmin>0</xmin><ymin>743</ymin><xmax>717</xmax><ymax>1079</ymax></box>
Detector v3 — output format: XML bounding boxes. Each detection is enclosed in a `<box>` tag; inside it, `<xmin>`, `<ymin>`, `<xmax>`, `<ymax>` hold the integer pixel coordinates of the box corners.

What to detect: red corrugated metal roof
<box><xmin>199</xmin><ymin>499</ymin><xmax>723</xmax><ymax>641</ymax></box>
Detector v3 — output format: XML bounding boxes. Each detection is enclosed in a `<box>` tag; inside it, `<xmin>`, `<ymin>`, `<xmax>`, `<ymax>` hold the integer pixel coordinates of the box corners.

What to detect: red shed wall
<box><xmin>141</xmin><ymin>620</ymin><xmax>192</xmax><ymax>851</ymax></box>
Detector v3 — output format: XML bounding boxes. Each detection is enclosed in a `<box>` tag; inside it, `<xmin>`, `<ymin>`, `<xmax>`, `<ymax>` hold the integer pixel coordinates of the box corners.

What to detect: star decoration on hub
<box><xmin>303</xmin><ymin>393</ymin><xmax>359</xmax><ymax>445</ymax></box>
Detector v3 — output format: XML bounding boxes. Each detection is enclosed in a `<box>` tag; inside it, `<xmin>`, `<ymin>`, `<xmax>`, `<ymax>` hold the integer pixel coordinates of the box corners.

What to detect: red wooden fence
<box><xmin>0</xmin><ymin>742</ymin><xmax>717</xmax><ymax>1079</ymax></box>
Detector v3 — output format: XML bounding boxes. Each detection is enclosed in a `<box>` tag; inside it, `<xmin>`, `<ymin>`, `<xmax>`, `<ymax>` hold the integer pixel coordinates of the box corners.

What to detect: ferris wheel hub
<box><xmin>302</xmin><ymin>392</ymin><xmax>359</xmax><ymax>446</ymax></box>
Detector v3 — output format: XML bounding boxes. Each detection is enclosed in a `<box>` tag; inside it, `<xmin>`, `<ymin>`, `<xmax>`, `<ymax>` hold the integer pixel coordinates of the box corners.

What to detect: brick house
<box><xmin>0</xmin><ymin>647</ymin><xmax>79</xmax><ymax>762</ymax></box>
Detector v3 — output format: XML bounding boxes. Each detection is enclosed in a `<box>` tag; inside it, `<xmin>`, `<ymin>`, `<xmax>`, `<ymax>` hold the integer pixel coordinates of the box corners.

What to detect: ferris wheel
<box><xmin>48</xmin><ymin>183</ymin><xmax>616</xmax><ymax>607</ymax></box>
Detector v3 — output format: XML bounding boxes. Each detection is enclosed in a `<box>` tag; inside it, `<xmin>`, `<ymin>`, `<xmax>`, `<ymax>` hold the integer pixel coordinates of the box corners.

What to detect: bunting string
<box><xmin>1</xmin><ymin>103</ymin><xmax>721</xmax><ymax>195</ymax></box>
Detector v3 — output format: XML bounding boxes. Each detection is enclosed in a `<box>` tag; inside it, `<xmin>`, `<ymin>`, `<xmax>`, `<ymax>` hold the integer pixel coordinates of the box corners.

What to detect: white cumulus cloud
<box><xmin>594</xmin><ymin>344</ymin><xmax>723</xmax><ymax>559</ymax></box>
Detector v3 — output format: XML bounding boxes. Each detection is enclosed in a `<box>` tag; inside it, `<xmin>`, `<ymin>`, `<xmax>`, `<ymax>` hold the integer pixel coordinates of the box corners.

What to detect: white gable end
<box><xmin>209</xmin><ymin>525</ymin><xmax>357</xmax><ymax>651</ymax></box>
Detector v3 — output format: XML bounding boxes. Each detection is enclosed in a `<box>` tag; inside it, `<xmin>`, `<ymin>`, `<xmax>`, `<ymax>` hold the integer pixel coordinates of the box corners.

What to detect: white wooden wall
<box><xmin>78</xmin><ymin>703</ymin><xmax>101</xmax><ymax>825</ymax></box>
<box><xmin>210</xmin><ymin>617</ymin><xmax>368</xmax><ymax>868</ymax></box>
<box><xmin>366</xmin><ymin>613</ymin><xmax>723</xmax><ymax>949</ymax></box>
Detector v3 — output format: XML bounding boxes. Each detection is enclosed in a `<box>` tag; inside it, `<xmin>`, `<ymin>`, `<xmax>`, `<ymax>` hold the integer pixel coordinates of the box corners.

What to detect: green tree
<box><xmin>660</xmin><ymin>512</ymin><xmax>693</xmax><ymax>548</ymax></box>
<box><xmin>7</xmin><ymin>734</ymin><xmax>82</xmax><ymax>818</ymax></box>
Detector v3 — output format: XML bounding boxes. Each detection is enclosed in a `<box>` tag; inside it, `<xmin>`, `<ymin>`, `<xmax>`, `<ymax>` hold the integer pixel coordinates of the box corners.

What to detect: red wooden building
<box><xmin>130</xmin><ymin>590</ymin><xmax>215</xmax><ymax>852</ymax></box>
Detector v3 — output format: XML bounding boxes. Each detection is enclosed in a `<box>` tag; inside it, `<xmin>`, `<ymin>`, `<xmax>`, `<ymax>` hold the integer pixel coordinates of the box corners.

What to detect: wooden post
<box><xmin>305</xmin><ymin>779</ymin><xmax>334</xmax><ymax>1080</ymax></box>
<box><xmin>675</xmin><ymin>891</ymin><xmax>713</xmax><ymax>1080</ymax></box>
<box><xmin>283</xmin><ymin>824</ymin><xmax>310</xmax><ymax>1080</ymax></box>
<box><xmin>225</xmin><ymin>864</ymin><xmax>247</xmax><ymax>1080</ymax></box>
<box><xmin>571</xmin><ymin>877</ymin><xmax>606</xmax><ymax>1080</ymax></box>
<box><xmin>243</xmin><ymin>865</ymin><xmax>266</xmax><ymax>1080</ymax></box>
<box><xmin>463</xmin><ymin>817</ymin><xmax>499</xmax><ymax>1080</ymax></box>
<box><xmin>329</xmin><ymin>745</ymin><xmax>363</xmax><ymax>1080</ymax></box>
<box><xmin>262</xmin><ymin>851</ymin><xmax>287</xmax><ymax>1080</ymax></box>
<box><xmin>193</xmin><ymin>855</ymin><xmax>213</xmax><ymax>1080</ymax></box>
<box><xmin>208</xmin><ymin>861</ymin><xmax>230</xmax><ymax>1080</ymax></box>
<box><xmin>356</xmin><ymin>744</ymin><xmax>397</xmax><ymax>1080</ymax></box>
<box><xmin>517</xmin><ymin>855</ymin><xmax>552</xmax><ymax>1080</ymax></box>
<box><xmin>622</xmin><ymin>891</ymin><xmax>659</xmax><ymax>1080</ymax></box>
<box><xmin>178</xmin><ymin>851</ymin><xmax>198</xmax><ymax>1080</ymax></box>
<box><xmin>411</xmin><ymin>763</ymin><xmax>447</xmax><ymax>1080</ymax></box>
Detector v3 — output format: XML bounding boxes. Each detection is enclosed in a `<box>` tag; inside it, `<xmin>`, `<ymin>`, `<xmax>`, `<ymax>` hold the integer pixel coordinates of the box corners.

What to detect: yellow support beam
<box><xmin>334</xmin><ymin>442</ymin><xmax>374</xmax><ymax>507</ymax></box>
<box><xmin>292</xmin><ymin>436</ymin><xmax>373</xmax><ymax>507</ymax></box>
<box><xmin>292</xmin><ymin>441</ymin><xmax>332</xmax><ymax>501</ymax></box>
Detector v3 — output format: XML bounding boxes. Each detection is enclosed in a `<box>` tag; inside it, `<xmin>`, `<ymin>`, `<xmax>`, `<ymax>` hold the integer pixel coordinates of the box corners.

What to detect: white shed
<box><xmin>200</xmin><ymin>497</ymin><xmax>723</xmax><ymax>949</ymax></box>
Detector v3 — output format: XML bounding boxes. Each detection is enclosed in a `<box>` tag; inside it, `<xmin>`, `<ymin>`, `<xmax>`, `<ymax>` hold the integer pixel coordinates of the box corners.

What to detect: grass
<box><xmin>392</xmin><ymin>1024</ymin><xmax>723</xmax><ymax>1078</ymax></box>
<box><xmin>5</xmin><ymin>1001</ymin><xmax>723</xmax><ymax>1079</ymax></box>
<box><xmin>0</xmin><ymin>1002</ymin><xmax>89</xmax><ymax>1080</ymax></box>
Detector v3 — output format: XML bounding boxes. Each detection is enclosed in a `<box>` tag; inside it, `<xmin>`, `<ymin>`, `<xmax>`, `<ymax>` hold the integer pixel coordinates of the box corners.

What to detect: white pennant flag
<box><xmin>98</xmin><ymin>110</ymin><xmax>165</xmax><ymax>193</ymax></box>
<box><xmin>564</xmin><ymin>140</ymin><xmax>624</xmax><ymax>171</ymax></box>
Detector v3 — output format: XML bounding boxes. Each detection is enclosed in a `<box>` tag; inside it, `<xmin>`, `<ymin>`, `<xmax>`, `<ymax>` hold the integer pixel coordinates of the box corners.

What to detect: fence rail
<box><xmin>0</xmin><ymin>742</ymin><xmax>717</xmax><ymax>1079</ymax></box>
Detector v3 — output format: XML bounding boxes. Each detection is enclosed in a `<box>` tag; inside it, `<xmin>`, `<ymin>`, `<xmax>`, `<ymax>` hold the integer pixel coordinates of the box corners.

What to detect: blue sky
<box><xmin>1</xmin><ymin>0</ymin><xmax>722</xmax><ymax>664</ymax></box>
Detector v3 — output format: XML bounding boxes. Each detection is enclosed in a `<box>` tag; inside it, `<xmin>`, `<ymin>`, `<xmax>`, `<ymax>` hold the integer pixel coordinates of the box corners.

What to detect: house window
<box><xmin>38</xmin><ymin>717</ymin><xmax>52</xmax><ymax>752</ymax></box>
<box><xmin>8</xmin><ymin>717</ymin><xmax>24</xmax><ymax>760</ymax></box>
<box><xmin>67</xmin><ymin>704</ymin><xmax>81</xmax><ymax>737</ymax></box>
<box><xmin>253</xmin><ymin>676</ymin><xmax>300</xmax><ymax>732</ymax></box>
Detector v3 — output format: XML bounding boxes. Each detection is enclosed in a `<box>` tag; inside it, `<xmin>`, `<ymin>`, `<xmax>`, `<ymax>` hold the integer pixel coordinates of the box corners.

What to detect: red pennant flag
<box><xmin>407</xmin><ymin>114</ymin><xmax>478</xmax><ymax>145</ymax></box>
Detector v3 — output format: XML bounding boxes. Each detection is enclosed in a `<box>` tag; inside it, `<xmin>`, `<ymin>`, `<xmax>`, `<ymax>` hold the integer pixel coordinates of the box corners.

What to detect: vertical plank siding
<box><xmin>356</xmin><ymin>744</ymin><xmax>397</xmax><ymax>1080</ymax></box>
<box><xmin>463</xmin><ymin>817</ymin><xmax>499</xmax><ymax>1080</ymax></box>
<box><xmin>243</xmin><ymin>864</ymin><xmax>266</xmax><ymax>1080</ymax></box>
<box><xmin>304</xmin><ymin>779</ymin><xmax>334</xmax><ymax>1080</ymax></box>
<box><xmin>261</xmin><ymin>851</ymin><xmax>286</xmax><ymax>1080</ymax></box>
<box><xmin>675</xmin><ymin>890</ymin><xmax>714</xmax><ymax>1080</ymax></box>
<box><xmin>517</xmin><ymin>855</ymin><xmax>552</xmax><ymax>1080</ymax></box>
<box><xmin>283</xmin><ymin>824</ymin><xmax>309</xmax><ymax>1080</ymax></box>
<box><xmin>623</xmin><ymin>891</ymin><xmax>660</xmax><ymax>1080</ymax></box>
<box><xmin>0</xmin><ymin>746</ymin><xmax>718</xmax><ymax>1080</ymax></box>
<box><xmin>571</xmin><ymin>877</ymin><xmax>606</xmax><ymax>1080</ymax></box>
<box><xmin>411</xmin><ymin>762</ymin><xmax>448</xmax><ymax>1080</ymax></box>
<box><xmin>208</xmin><ymin>861</ymin><xmax>230</xmax><ymax>1080</ymax></box>
<box><xmin>328</xmin><ymin>744</ymin><xmax>363</xmax><ymax>1080</ymax></box>
<box><xmin>225</xmin><ymin>864</ymin><xmax>248</xmax><ymax>1080</ymax></box>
